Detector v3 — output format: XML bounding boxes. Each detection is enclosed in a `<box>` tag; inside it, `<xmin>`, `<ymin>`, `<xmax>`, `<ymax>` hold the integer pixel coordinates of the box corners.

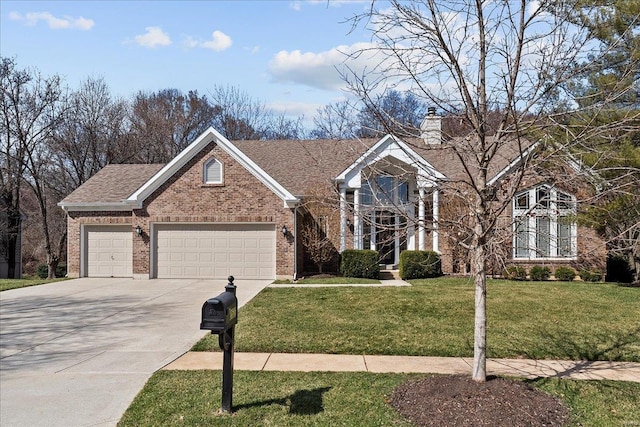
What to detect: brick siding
<box><xmin>66</xmin><ymin>141</ymin><xmax>295</xmax><ymax>279</ymax></box>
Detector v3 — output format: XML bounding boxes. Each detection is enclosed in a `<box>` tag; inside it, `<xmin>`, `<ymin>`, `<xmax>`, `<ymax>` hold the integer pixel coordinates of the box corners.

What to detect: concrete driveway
<box><xmin>0</xmin><ymin>277</ymin><xmax>270</xmax><ymax>427</ymax></box>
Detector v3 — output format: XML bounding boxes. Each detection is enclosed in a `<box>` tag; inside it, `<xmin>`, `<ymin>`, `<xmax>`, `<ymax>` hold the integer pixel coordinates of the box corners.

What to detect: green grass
<box><xmin>118</xmin><ymin>370</ymin><xmax>640</xmax><ymax>426</ymax></box>
<box><xmin>193</xmin><ymin>277</ymin><xmax>640</xmax><ymax>361</ymax></box>
<box><xmin>119</xmin><ymin>371</ymin><xmax>415</xmax><ymax>427</ymax></box>
<box><xmin>272</xmin><ymin>277</ymin><xmax>380</xmax><ymax>285</ymax></box>
<box><xmin>0</xmin><ymin>277</ymin><xmax>68</xmax><ymax>292</ymax></box>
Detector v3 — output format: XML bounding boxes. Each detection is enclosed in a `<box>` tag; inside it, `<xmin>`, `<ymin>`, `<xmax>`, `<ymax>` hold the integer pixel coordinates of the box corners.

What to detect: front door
<box><xmin>376</xmin><ymin>211</ymin><xmax>395</xmax><ymax>265</ymax></box>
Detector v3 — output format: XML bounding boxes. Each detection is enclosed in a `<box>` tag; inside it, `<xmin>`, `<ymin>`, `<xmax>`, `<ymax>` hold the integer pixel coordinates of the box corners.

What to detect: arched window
<box><xmin>513</xmin><ymin>185</ymin><xmax>576</xmax><ymax>259</ymax></box>
<box><xmin>203</xmin><ymin>158</ymin><xmax>223</xmax><ymax>184</ymax></box>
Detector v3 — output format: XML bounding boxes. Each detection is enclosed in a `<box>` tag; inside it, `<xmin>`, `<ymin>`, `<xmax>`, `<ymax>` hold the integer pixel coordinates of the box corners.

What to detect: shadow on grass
<box><xmin>234</xmin><ymin>386</ymin><xmax>332</xmax><ymax>415</ymax></box>
<box><xmin>507</xmin><ymin>325</ymin><xmax>640</xmax><ymax>375</ymax></box>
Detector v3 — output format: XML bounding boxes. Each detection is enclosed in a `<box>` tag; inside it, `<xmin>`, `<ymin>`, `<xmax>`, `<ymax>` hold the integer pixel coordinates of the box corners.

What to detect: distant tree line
<box><xmin>0</xmin><ymin>56</ymin><xmax>436</xmax><ymax>277</ymax></box>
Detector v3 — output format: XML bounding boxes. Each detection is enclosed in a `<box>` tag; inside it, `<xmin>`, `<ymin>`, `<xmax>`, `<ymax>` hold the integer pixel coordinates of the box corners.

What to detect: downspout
<box><xmin>293</xmin><ymin>205</ymin><xmax>298</xmax><ymax>281</ymax></box>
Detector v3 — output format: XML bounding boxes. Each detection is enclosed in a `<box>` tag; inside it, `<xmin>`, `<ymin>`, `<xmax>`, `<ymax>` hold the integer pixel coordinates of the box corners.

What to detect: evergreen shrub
<box><xmin>340</xmin><ymin>250</ymin><xmax>380</xmax><ymax>279</ymax></box>
<box><xmin>399</xmin><ymin>250</ymin><xmax>442</xmax><ymax>280</ymax></box>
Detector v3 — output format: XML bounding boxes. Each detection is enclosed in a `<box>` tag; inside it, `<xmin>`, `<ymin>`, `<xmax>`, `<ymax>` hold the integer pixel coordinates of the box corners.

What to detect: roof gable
<box><xmin>336</xmin><ymin>134</ymin><xmax>446</xmax><ymax>188</ymax></box>
<box><xmin>126</xmin><ymin>127</ymin><xmax>299</xmax><ymax>208</ymax></box>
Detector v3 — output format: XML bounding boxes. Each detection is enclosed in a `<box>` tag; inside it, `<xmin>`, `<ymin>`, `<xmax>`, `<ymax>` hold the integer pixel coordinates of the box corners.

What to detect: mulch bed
<box><xmin>390</xmin><ymin>375</ymin><xmax>570</xmax><ymax>427</ymax></box>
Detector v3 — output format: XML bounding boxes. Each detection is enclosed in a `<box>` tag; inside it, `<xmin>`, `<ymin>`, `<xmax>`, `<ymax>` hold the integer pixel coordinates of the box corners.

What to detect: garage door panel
<box><xmin>229</xmin><ymin>239</ymin><xmax>242</xmax><ymax>249</ymax></box>
<box><xmin>184</xmin><ymin>252</ymin><xmax>198</xmax><ymax>262</ymax></box>
<box><xmin>86</xmin><ymin>226</ymin><xmax>132</xmax><ymax>278</ymax></box>
<box><xmin>259</xmin><ymin>252</ymin><xmax>273</xmax><ymax>262</ymax></box>
<box><xmin>155</xmin><ymin>224</ymin><xmax>275</xmax><ymax>279</ymax></box>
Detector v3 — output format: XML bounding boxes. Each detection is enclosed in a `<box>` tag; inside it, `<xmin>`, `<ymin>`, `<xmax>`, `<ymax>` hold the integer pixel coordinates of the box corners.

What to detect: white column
<box><xmin>353</xmin><ymin>188</ymin><xmax>360</xmax><ymax>250</ymax></box>
<box><xmin>340</xmin><ymin>187</ymin><xmax>347</xmax><ymax>252</ymax></box>
<box><xmin>432</xmin><ymin>188</ymin><xmax>439</xmax><ymax>253</ymax></box>
<box><xmin>370</xmin><ymin>210</ymin><xmax>376</xmax><ymax>250</ymax></box>
<box><xmin>394</xmin><ymin>212</ymin><xmax>400</xmax><ymax>264</ymax></box>
<box><xmin>418</xmin><ymin>187</ymin><xmax>426</xmax><ymax>250</ymax></box>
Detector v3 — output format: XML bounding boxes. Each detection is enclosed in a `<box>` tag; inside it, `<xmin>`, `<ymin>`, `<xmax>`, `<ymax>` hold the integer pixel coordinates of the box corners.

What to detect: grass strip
<box><xmin>0</xmin><ymin>277</ymin><xmax>68</xmax><ymax>292</ymax></box>
<box><xmin>118</xmin><ymin>371</ymin><xmax>640</xmax><ymax>426</ymax></box>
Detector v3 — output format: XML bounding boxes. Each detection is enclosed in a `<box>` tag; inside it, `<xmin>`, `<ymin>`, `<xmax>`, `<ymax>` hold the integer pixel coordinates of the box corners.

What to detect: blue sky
<box><xmin>1</xmin><ymin>1</ymin><xmax>378</xmax><ymax>123</ymax></box>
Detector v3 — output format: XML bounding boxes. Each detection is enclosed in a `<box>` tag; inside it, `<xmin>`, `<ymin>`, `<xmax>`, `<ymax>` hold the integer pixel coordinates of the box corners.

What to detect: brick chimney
<box><xmin>421</xmin><ymin>107</ymin><xmax>441</xmax><ymax>144</ymax></box>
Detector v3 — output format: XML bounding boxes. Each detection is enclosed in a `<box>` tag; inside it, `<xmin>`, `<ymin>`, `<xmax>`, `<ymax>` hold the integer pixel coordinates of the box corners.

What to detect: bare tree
<box><xmin>357</xmin><ymin>89</ymin><xmax>427</xmax><ymax>138</ymax></box>
<box><xmin>49</xmin><ymin>76</ymin><xmax>132</xmax><ymax>192</ymax></box>
<box><xmin>299</xmin><ymin>184</ymin><xmax>341</xmax><ymax>274</ymax></box>
<box><xmin>345</xmin><ymin>0</ymin><xmax>638</xmax><ymax>382</ymax></box>
<box><xmin>311</xmin><ymin>100</ymin><xmax>359</xmax><ymax>139</ymax></box>
<box><xmin>209</xmin><ymin>85</ymin><xmax>268</xmax><ymax>140</ymax></box>
<box><xmin>264</xmin><ymin>112</ymin><xmax>307</xmax><ymax>140</ymax></box>
<box><xmin>129</xmin><ymin>88</ymin><xmax>218</xmax><ymax>163</ymax></box>
<box><xmin>209</xmin><ymin>84</ymin><xmax>306</xmax><ymax>140</ymax></box>
<box><xmin>1</xmin><ymin>57</ymin><xmax>67</xmax><ymax>278</ymax></box>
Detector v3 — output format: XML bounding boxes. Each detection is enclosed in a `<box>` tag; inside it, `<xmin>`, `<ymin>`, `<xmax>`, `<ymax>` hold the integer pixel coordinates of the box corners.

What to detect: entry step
<box><xmin>379</xmin><ymin>270</ymin><xmax>401</xmax><ymax>280</ymax></box>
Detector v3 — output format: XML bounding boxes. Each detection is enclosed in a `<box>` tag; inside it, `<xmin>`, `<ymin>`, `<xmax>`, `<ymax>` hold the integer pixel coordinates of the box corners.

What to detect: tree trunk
<box><xmin>5</xmin><ymin>208</ymin><xmax>21</xmax><ymax>279</ymax></box>
<box><xmin>472</xmin><ymin>240</ymin><xmax>487</xmax><ymax>382</ymax></box>
<box><xmin>629</xmin><ymin>241</ymin><xmax>640</xmax><ymax>284</ymax></box>
<box><xmin>47</xmin><ymin>255</ymin><xmax>59</xmax><ymax>279</ymax></box>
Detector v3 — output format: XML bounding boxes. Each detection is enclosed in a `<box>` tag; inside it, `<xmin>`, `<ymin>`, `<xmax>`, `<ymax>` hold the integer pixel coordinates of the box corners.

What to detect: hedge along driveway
<box><xmin>193</xmin><ymin>277</ymin><xmax>640</xmax><ymax>362</ymax></box>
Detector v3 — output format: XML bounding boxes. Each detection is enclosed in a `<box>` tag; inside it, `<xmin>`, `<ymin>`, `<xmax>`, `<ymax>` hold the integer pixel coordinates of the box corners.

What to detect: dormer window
<box><xmin>204</xmin><ymin>158</ymin><xmax>223</xmax><ymax>184</ymax></box>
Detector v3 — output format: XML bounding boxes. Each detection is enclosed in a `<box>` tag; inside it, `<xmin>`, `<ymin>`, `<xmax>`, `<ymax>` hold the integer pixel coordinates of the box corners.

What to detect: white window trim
<box><xmin>203</xmin><ymin>158</ymin><xmax>223</xmax><ymax>184</ymax></box>
<box><xmin>512</xmin><ymin>185</ymin><xmax>577</xmax><ymax>259</ymax></box>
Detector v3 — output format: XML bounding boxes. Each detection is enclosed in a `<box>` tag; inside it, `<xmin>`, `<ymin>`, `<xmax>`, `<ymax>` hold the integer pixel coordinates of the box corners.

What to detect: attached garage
<box><xmin>84</xmin><ymin>225</ymin><xmax>133</xmax><ymax>277</ymax></box>
<box><xmin>154</xmin><ymin>223</ymin><xmax>276</xmax><ymax>279</ymax></box>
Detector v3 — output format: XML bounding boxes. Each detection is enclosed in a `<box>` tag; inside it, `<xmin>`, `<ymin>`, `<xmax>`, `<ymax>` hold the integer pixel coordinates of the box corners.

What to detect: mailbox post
<box><xmin>200</xmin><ymin>276</ymin><xmax>237</xmax><ymax>413</ymax></box>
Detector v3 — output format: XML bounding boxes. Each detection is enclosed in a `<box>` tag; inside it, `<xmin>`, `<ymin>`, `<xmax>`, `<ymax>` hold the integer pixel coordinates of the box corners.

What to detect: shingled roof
<box><xmin>60</xmin><ymin>164</ymin><xmax>165</xmax><ymax>206</ymax></box>
<box><xmin>405</xmin><ymin>136</ymin><xmax>536</xmax><ymax>183</ymax></box>
<box><xmin>233</xmin><ymin>138</ymin><xmax>378</xmax><ymax>196</ymax></box>
<box><xmin>59</xmin><ymin>133</ymin><xmax>535</xmax><ymax>207</ymax></box>
<box><xmin>236</xmin><ymin>135</ymin><xmax>534</xmax><ymax>194</ymax></box>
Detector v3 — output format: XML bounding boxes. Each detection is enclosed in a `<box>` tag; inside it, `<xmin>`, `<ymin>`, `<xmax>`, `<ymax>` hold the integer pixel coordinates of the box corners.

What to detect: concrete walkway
<box><xmin>164</xmin><ymin>351</ymin><xmax>640</xmax><ymax>383</ymax></box>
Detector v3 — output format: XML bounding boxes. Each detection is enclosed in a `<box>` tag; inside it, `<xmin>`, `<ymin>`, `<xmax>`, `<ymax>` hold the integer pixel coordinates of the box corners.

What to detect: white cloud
<box><xmin>297</xmin><ymin>0</ymin><xmax>367</xmax><ymax>9</ymax></box>
<box><xmin>9</xmin><ymin>11</ymin><xmax>94</xmax><ymax>30</ymax></box>
<box><xmin>200</xmin><ymin>30</ymin><xmax>232</xmax><ymax>51</ymax></box>
<box><xmin>268</xmin><ymin>42</ymin><xmax>383</xmax><ymax>91</ymax></box>
<box><xmin>527</xmin><ymin>1</ymin><xmax>541</xmax><ymax>18</ymax></box>
<box><xmin>183</xmin><ymin>30</ymin><xmax>233</xmax><ymax>52</ymax></box>
<box><xmin>268</xmin><ymin>100</ymin><xmax>324</xmax><ymax>118</ymax></box>
<box><xmin>134</xmin><ymin>26</ymin><xmax>171</xmax><ymax>48</ymax></box>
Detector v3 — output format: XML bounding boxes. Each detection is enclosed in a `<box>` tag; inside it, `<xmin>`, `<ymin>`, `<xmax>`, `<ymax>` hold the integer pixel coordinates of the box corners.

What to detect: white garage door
<box><xmin>155</xmin><ymin>224</ymin><xmax>275</xmax><ymax>279</ymax></box>
<box><xmin>85</xmin><ymin>225</ymin><xmax>133</xmax><ymax>277</ymax></box>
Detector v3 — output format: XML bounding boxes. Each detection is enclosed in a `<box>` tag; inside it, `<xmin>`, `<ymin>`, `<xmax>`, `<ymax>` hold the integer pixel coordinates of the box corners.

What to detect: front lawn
<box><xmin>0</xmin><ymin>277</ymin><xmax>68</xmax><ymax>292</ymax></box>
<box><xmin>193</xmin><ymin>277</ymin><xmax>640</xmax><ymax>361</ymax></box>
<box><xmin>119</xmin><ymin>371</ymin><xmax>640</xmax><ymax>426</ymax></box>
<box><xmin>272</xmin><ymin>276</ymin><xmax>380</xmax><ymax>285</ymax></box>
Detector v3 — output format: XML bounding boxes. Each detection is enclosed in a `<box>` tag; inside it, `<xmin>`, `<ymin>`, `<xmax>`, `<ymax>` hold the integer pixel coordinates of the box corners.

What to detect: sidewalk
<box><xmin>163</xmin><ymin>352</ymin><xmax>640</xmax><ymax>383</ymax></box>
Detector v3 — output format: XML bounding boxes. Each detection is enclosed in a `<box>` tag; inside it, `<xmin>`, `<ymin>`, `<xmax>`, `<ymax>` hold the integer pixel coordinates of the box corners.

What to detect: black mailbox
<box><xmin>200</xmin><ymin>291</ymin><xmax>237</xmax><ymax>333</ymax></box>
